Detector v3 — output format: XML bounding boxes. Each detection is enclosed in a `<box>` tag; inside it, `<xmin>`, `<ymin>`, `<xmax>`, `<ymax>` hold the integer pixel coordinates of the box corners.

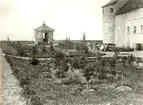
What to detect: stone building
<box><xmin>34</xmin><ymin>22</ymin><xmax>54</xmax><ymax>44</ymax></box>
<box><xmin>102</xmin><ymin>0</ymin><xmax>143</xmax><ymax>48</ymax></box>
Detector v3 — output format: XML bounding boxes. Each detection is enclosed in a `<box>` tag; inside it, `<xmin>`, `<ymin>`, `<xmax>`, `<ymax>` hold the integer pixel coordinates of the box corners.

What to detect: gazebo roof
<box><xmin>34</xmin><ymin>22</ymin><xmax>54</xmax><ymax>32</ymax></box>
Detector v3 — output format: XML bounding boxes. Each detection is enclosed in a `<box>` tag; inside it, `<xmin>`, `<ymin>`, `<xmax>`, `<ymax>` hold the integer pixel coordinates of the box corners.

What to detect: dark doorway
<box><xmin>43</xmin><ymin>33</ymin><xmax>48</xmax><ymax>42</ymax></box>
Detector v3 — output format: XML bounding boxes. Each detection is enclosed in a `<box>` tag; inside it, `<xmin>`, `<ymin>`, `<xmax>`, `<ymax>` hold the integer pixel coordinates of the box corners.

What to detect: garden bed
<box><xmin>4</xmin><ymin>54</ymin><xmax>143</xmax><ymax>105</ymax></box>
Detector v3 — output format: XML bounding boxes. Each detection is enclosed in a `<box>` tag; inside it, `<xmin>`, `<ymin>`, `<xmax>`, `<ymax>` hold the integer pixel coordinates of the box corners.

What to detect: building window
<box><xmin>141</xmin><ymin>25</ymin><xmax>143</xmax><ymax>33</ymax></box>
<box><xmin>127</xmin><ymin>27</ymin><xmax>130</xmax><ymax>34</ymax></box>
<box><xmin>133</xmin><ymin>26</ymin><xmax>136</xmax><ymax>33</ymax></box>
<box><xmin>110</xmin><ymin>8</ymin><xmax>113</xmax><ymax>13</ymax></box>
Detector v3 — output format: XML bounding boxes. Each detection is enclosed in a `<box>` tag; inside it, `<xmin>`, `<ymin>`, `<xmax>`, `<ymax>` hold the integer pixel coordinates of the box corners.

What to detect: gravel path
<box><xmin>0</xmin><ymin>48</ymin><xmax>27</xmax><ymax>105</ymax></box>
<box><xmin>0</xmin><ymin>49</ymin><xmax>3</xmax><ymax>105</ymax></box>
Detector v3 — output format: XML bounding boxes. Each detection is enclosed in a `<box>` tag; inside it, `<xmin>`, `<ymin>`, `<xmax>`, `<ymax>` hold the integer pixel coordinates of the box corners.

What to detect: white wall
<box><xmin>103</xmin><ymin>5</ymin><xmax>116</xmax><ymax>44</ymax></box>
<box><xmin>115</xmin><ymin>8</ymin><xmax>143</xmax><ymax>47</ymax></box>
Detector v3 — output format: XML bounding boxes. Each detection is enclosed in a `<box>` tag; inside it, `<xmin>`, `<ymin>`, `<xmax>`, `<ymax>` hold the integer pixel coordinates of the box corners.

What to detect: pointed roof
<box><xmin>116</xmin><ymin>0</ymin><xmax>143</xmax><ymax>15</ymax></box>
<box><xmin>34</xmin><ymin>22</ymin><xmax>54</xmax><ymax>32</ymax></box>
<box><xmin>102</xmin><ymin>0</ymin><xmax>119</xmax><ymax>8</ymax></box>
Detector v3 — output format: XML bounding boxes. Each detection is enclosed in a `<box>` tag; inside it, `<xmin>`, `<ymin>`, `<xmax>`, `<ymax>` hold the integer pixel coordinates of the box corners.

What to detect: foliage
<box><xmin>98</xmin><ymin>58</ymin><xmax>107</xmax><ymax>80</ymax></box>
<box><xmin>83</xmin><ymin>63</ymin><xmax>95</xmax><ymax>82</ymax></box>
<box><xmin>127</xmin><ymin>54</ymin><xmax>135</xmax><ymax>67</ymax></box>
<box><xmin>58</xmin><ymin>38</ymin><xmax>74</xmax><ymax>50</ymax></box>
<box><xmin>70</xmin><ymin>56</ymin><xmax>81</xmax><ymax>69</ymax></box>
<box><xmin>53</xmin><ymin>51</ymin><xmax>70</xmax><ymax>82</ymax></box>
<box><xmin>115</xmin><ymin>46</ymin><xmax>134</xmax><ymax>52</ymax></box>
<box><xmin>30</xmin><ymin>58</ymin><xmax>39</xmax><ymax>65</ymax></box>
<box><xmin>49</xmin><ymin>42</ymin><xmax>54</xmax><ymax>53</ymax></box>
<box><xmin>30</xmin><ymin>45</ymin><xmax>39</xmax><ymax>65</ymax></box>
<box><xmin>4</xmin><ymin>55</ymin><xmax>13</xmax><ymax>66</ymax></box>
<box><xmin>42</xmin><ymin>46</ymin><xmax>47</xmax><ymax>53</ymax></box>
<box><xmin>5</xmin><ymin>54</ymin><xmax>143</xmax><ymax>105</ymax></box>
<box><xmin>109</xmin><ymin>56</ymin><xmax>116</xmax><ymax>76</ymax></box>
<box><xmin>0</xmin><ymin>42</ymin><xmax>17</xmax><ymax>55</ymax></box>
<box><xmin>62</xmin><ymin>75</ymin><xmax>83</xmax><ymax>85</ymax></box>
<box><xmin>76</xmin><ymin>42</ymin><xmax>88</xmax><ymax>53</ymax></box>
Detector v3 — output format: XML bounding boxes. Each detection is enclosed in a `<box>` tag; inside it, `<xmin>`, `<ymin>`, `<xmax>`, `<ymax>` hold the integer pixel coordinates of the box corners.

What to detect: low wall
<box><xmin>133</xmin><ymin>51</ymin><xmax>143</xmax><ymax>58</ymax></box>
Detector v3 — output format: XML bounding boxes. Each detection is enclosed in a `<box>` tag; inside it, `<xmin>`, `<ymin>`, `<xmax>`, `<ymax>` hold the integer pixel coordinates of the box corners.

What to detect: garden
<box><xmin>1</xmin><ymin>40</ymin><xmax>143</xmax><ymax>105</ymax></box>
<box><xmin>3</xmin><ymin>41</ymin><xmax>143</xmax><ymax>105</ymax></box>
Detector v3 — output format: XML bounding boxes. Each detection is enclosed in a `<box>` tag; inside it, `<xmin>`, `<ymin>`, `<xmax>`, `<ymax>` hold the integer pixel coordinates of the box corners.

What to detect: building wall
<box><xmin>34</xmin><ymin>31</ymin><xmax>53</xmax><ymax>44</ymax></box>
<box><xmin>48</xmin><ymin>32</ymin><xmax>53</xmax><ymax>43</ymax></box>
<box><xmin>34</xmin><ymin>31</ymin><xmax>43</xmax><ymax>44</ymax></box>
<box><xmin>115</xmin><ymin>8</ymin><xmax>143</xmax><ymax>47</ymax></box>
<box><xmin>103</xmin><ymin>5</ymin><xmax>116</xmax><ymax>44</ymax></box>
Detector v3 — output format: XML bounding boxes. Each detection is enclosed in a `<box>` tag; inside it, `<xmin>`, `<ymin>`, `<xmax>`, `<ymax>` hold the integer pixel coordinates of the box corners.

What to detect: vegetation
<box><xmin>2</xmin><ymin>41</ymin><xmax>143</xmax><ymax>105</ymax></box>
<box><xmin>115</xmin><ymin>46</ymin><xmax>134</xmax><ymax>52</ymax></box>
<box><xmin>5</xmin><ymin>53</ymin><xmax>143</xmax><ymax>105</ymax></box>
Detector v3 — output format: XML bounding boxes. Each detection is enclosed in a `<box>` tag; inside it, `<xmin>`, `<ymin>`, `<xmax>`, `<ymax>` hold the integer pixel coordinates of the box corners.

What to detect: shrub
<box><xmin>31</xmin><ymin>95</ymin><xmax>43</xmax><ymax>105</ymax></box>
<box><xmin>4</xmin><ymin>55</ymin><xmax>13</xmax><ymax>67</ymax></box>
<box><xmin>127</xmin><ymin>54</ymin><xmax>135</xmax><ymax>66</ymax></box>
<box><xmin>115</xmin><ymin>47</ymin><xmax>134</xmax><ymax>52</ymax></box>
<box><xmin>109</xmin><ymin>56</ymin><xmax>116</xmax><ymax>76</ymax></box>
<box><xmin>76</xmin><ymin>42</ymin><xmax>88</xmax><ymax>53</ymax></box>
<box><xmin>19</xmin><ymin>78</ymin><xmax>30</xmax><ymax>87</ymax></box>
<box><xmin>30</xmin><ymin>58</ymin><xmax>39</xmax><ymax>65</ymax></box>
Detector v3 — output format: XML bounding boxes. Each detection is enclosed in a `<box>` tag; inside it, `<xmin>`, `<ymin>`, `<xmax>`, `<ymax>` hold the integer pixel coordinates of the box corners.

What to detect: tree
<box><xmin>99</xmin><ymin>58</ymin><xmax>106</xmax><ymax>80</ymax></box>
<box><xmin>76</xmin><ymin>43</ymin><xmax>88</xmax><ymax>53</ymax></box>
<box><xmin>82</xmin><ymin>32</ymin><xmax>86</xmax><ymax>41</ymax></box>
<box><xmin>7</xmin><ymin>37</ymin><xmax>9</xmax><ymax>42</ymax></box>
<box><xmin>110</xmin><ymin>56</ymin><xmax>116</xmax><ymax>76</ymax></box>
<box><xmin>70</xmin><ymin>56</ymin><xmax>81</xmax><ymax>69</ymax></box>
<box><xmin>42</xmin><ymin>46</ymin><xmax>47</xmax><ymax>53</ymax></box>
<box><xmin>83</xmin><ymin>63</ymin><xmax>95</xmax><ymax>89</ymax></box>
<box><xmin>49</xmin><ymin>42</ymin><xmax>54</xmax><ymax>53</ymax></box>
<box><xmin>53</xmin><ymin>51</ymin><xmax>69</xmax><ymax>83</ymax></box>
<box><xmin>30</xmin><ymin>45</ymin><xmax>39</xmax><ymax>65</ymax></box>
<box><xmin>121</xmin><ymin>56</ymin><xmax>127</xmax><ymax>86</ymax></box>
<box><xmin>127</xmin><ymin>54</ymin><xmax>135</xmax><ymax>67</ymax></box>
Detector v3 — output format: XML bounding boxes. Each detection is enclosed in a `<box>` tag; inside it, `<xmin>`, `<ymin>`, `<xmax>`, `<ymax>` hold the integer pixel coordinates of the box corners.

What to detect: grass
<box><xmin>0</xmin><ymin>41</ymin><xmax>53</xmax><ymax>58</ymax></box>
<box><xmin>4</xmin><ymin>55</ymin><xmax>143</xmax><ymax>105</ymax></box>
<box><xmin>0</xmin><ymin>42</ymin><xmax>17</xmax><ymax>55</ymax></box>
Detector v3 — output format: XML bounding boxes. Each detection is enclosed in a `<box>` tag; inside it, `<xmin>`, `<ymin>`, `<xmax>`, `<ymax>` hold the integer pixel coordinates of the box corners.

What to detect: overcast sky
<box><xmin>0</xmin><ymin>0</ymin><xmax>110</xmax><ymax>41</ymax></box>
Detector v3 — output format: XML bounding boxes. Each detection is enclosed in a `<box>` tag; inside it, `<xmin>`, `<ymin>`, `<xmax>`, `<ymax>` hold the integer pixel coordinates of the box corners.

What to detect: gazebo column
<box><xmin>34</xmin><ymin>31</ymin><xmax>39</xmax><ymax>44</ymax></box>
<box><xmin>40</xmin><ymin>32</ymin><xmax>43</xmax><ymax>42</ymax></box>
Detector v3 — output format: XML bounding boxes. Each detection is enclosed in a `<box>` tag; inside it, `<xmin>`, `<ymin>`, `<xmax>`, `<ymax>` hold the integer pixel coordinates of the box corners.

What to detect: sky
<box><xmin>0</xmin><ymin>0</ymin><xmax>110</xmax><ymax>41</ymax></box>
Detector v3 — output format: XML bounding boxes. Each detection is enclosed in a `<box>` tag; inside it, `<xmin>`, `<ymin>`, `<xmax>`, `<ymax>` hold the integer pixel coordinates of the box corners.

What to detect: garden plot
<box><xmin>4</xmin><ymin>53</ymin><xmax>143</xmax><ymax>105</ymax></box>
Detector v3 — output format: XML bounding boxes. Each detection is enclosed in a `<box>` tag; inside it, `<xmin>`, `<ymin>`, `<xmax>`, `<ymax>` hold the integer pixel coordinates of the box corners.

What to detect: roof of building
<box><xmin>102</xmin><ymin>0</ymin><xmax>119</xmax><ymax>8</ymax></box>
<box><xmin>116</xmin><ymin>0</ymin><xmax>143</xmax><ymax>15</ymax></box>
<box><xmin>34</xmin><ymin>22</ymin><xmax>54</xmax><ymax>32</ymax></box>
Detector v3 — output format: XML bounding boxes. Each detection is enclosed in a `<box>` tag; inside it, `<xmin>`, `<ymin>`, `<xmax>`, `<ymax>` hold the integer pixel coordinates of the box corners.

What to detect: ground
<box><xmin>0</xmin><ymin>49</ymin><xmax>3</xmax><ymax>104</ymax></box>
<box><xmin>0</xmin><ymin>48</ymin><xmax>27</xmax><ymax>105</ymax></box>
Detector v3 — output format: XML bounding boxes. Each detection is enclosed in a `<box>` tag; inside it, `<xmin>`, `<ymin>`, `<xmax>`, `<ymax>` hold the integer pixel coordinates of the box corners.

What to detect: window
<box><xmin>141</xmin><ymin>25</ymin><xmax>143</xmax><ymax>33</ymax></box>
<box><xmin>133</xmin><ymin>26</ymin><xmax>136</xmax><ymax>33</ymax></box>
<box><xmin>110</xmin><ymin>8</ymin><xmax>113</xmax><ymax>13</ymax></box>
<box><xmin>127</xmin><ymin>27</ymin><xmax>130</xmax><ymax>34</ymax></box>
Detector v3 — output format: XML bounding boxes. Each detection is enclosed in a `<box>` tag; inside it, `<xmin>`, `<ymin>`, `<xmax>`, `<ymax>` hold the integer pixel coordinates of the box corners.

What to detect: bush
<box><xmin>62</xmin><ymin>75</ymin><xmax>82</xmax><ymax>85</ymax></box>
<box><xmin>30</xmin><ymin>58</ymin><xmax>39</xmax><ymax>65</ymax></box>
<box><xmin>19</xmin><ymin>78</ymin><xmax>30</xmax><ymax>87</ymax></box>
<box><xmin>31</xmin><ymin>95</ymin><xmax>43</xmax><ymax>105</ymax></box>
<box><xmin>115</xmin><ymin>47</ymin><xmax>134</xmax><ymax>52</ymax></box>
<box><xmin>4</xmin><ymin>55</ymin><xmax>13</xmax><ymax>67</ymax></box>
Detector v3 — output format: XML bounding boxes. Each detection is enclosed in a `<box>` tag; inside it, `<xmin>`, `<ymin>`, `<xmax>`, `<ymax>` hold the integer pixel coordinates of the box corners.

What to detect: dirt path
<box><xmin>0</xmin><ymin>49</ymin><xmax>3</xmax><ymax>105</ymax></box>
<box><xmin>0</xmin><ymin>48</ymin><xmax>27</xmax><ymax>105</ymax></box>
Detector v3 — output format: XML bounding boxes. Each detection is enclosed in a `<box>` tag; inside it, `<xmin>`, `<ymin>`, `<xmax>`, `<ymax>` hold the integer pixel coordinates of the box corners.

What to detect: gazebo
<box><xmin>34</xmin><ymin>21</ymin><xmax>54</xmax><ymax>44</ymax></box>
